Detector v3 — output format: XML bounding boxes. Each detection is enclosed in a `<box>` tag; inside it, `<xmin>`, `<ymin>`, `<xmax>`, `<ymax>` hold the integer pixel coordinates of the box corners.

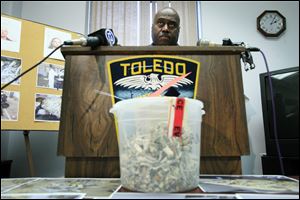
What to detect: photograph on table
<box><xmin>1</xmin><ymin>90</ymin><xmax>20</xmax><ymax>121</ymax></box>
<box><xmin>44</xmin><ymin>27</ymin><xmax>71</xmax><ymax>61</ymax></box>
<box><xmin>198</xmin><ymin>175</ymin><xmax>299</xmax><ymax>194</ymax></box>
<box><xmin>1</xmin><ymin>16</ymin><xmax>22</xmax><ymax>53</ymax></box>
<box><xmin>0</xmin><ymin>193</ymin><xmax>86</xmax><ymax>199</ymax></box>
<box><xmin>36</xmin><ymin>62</ymin><xmax>64</xmax><ymax>90</ymax></box>
<box><xmin>1</xmin><ymin>178</ymin><xmax>39</xmax><ymax>193</ymax></box>
<box><xmin>1</xmin><ymin>55</ymin><xmax>22</xmax><ymax>85</ymax></box>
<box><xmin>34</xmin><ymin>93</ymin><xmax>62</xmax><ymax>122</ymax></box>
<box><xmin>1</xmin><ymin>178</ymin><xmax>121</xmax><ymax>199</ymax></box>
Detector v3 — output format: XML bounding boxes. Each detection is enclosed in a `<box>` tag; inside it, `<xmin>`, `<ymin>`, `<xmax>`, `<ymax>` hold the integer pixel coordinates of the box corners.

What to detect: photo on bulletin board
<box><xmin>1</xmin><ymin>16</ymin><xmax>22</xmax><ymax>53</ymax></box>
<box><xmin>1</xmin><ymin>90</ymin><xmax>20</xmax><ymax>121</ymax></box>
<box><xmin>34</xmin><ymin>93</ymin><xmax>62</xmax><ymax>122</ymax></box>
<box><xmin>44</xmin><ymin>27</ymin><xmax>71</xmax><ymax>61</ymax></box>
<box><xmin>36</xmin><ymin>62</ymin><xmax>64</xmax><ymax>90</ymax></box>
<box><xmin>1</xmin><ymin>55</ymin><xmax>22</xmax><ymax>85</ymax></box>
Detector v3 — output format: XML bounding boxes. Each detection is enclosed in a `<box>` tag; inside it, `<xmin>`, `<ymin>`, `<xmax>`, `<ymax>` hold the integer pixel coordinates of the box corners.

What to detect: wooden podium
<box><xmin>58</xmin><ymin>46</ymin><xmax>249</xmax><ymax>177</ymax></box>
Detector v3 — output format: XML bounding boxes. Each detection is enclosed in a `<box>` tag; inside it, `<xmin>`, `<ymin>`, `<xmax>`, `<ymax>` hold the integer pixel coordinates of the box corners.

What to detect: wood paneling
<box><xmin>65</xmin><ymin>156</ymin><xmax>242</xmax><ymax>177</ymax></box>
<box><xmin>58</xmin><ymin>55</ymin><xmax>119</xmax><ymax>157</ymax></box>
<box><xmin>65</xmin><ymin>157</ymin><xmax>120</xmax><ymax>178</ymax></box>
<box><xmin>200</xmin><ymin>157</ymin><xmax>242</xmax><ymax>175</ymax></box>
<box><xmin>60</xmin><ymin>46</ymin><xmax>245</xmax><ymax>56</ymax></box>
<box><xmin>195</xmin><ymin>55</ymin><xmax>249</xmax><ymax>156</ymax></box>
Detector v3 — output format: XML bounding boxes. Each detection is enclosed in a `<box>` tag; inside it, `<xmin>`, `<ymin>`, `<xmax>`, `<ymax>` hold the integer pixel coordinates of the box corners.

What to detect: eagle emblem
<box><xmin>114</xmin><ymin>73</ymin><xmax>193</xmax><ymax>90</ymax></box>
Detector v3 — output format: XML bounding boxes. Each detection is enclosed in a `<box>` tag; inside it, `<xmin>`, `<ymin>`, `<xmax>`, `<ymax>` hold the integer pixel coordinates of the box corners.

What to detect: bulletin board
<box><xmin>1</xmin><ymin>14</ymin><xmax>81</xmax><ymax>131</ymax></box>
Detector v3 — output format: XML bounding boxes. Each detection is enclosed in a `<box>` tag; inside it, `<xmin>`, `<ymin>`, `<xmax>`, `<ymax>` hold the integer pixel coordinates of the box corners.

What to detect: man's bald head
<box><xmin>151</xmin><ymin>7</ymin><xmax>180</xmax><ymax>45</ymax></box>
<box><xmin>154</xmin><ymin>7</ymin><xmax>180</xmax><ymax>26</ymax></box>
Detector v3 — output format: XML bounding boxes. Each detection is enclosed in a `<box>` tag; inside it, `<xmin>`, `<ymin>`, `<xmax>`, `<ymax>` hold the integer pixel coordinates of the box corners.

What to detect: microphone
<box><xmin>222</xmin><ymin>38</ymin><xmax>260</xmax><ymax>52</ymax></box>
<box><xmin>196</xmin><ymin>39</ymin><xmax>221</xmax><ymax>47</ymax></box>
<box><xmin>64</xmin><ymin>29</ymin><xmax>118</xmax><ymax>47</ymax></box>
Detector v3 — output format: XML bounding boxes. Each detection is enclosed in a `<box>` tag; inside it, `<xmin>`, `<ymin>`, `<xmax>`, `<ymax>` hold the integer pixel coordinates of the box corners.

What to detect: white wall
<box><xmin>1</xmin><ymin>1</ymin><xmax>87</xmax><ymax>177</ymax></box>
<box><xmin>201</xmin><ymin>1</ymin><xmax>299</xmax><ymax>174</ymax></box>
<box><xmin>5</xmin><ymin>131</ymin><xmax>66</xmax><ymax>177</ymax></box>
<box><xmin>1</xmin><ymin>1</ymin><xmax>23</xmax><ymax>18</ymax></box>
<box><xmin>21</xmin><ymin>1</ymin><xmax>87</xmax><ymax>34</ymax></box>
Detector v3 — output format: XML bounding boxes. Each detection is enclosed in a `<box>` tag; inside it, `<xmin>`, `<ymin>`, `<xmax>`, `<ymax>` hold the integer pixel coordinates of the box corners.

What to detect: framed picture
<box><xmin>34</xmin><ymin>93</ymin><xmax>62</xmax><ymax>122</ymax></box>
<box><xmin>44</xmin><ymin>27</ymin><xmax>71</xmax><ymax>60</ymax></box>
<box><xmin>36</xmin><ymin>62</ymin><xmax>64</xmax><ymax>90</ymax></box>
<box><xmin>1</xmin><ymin>90</ymin><xmax>20</xmax><ymax>121</ymax></box>
<box><xmin>1</xmin><ymin>16</ymin><xmax>22</xmax><ymax>52</ymax></box>
<box><xmin>1</xmin><ymin>55</ymin><xmax>22</xmax><ymax>85</ymax></box>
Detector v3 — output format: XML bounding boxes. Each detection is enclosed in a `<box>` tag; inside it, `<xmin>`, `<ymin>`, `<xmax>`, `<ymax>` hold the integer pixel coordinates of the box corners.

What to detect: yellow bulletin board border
<box><xmin>1</xmin><ymin>14</ymin><xmax>81</xmax><ymax>131</ymax></box>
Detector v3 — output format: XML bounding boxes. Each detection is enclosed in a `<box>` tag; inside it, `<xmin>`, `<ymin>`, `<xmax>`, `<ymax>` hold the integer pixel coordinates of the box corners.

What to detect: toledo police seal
<box><xmin>107</xmin><ymin>55</ymin><xmax>200</xmax><ymax>104</ymax></box>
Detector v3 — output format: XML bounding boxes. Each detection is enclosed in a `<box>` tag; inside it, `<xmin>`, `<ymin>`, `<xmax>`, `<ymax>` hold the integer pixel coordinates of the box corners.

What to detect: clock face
<box><xmin>257</xmin><ymin>10</ymin><xmax>286</xmax><ymax>37</ymax></box>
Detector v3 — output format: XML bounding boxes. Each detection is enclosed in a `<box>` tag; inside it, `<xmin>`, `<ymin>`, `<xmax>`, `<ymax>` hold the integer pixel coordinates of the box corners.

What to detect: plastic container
<box><xmin>110</xmin><ymin>97</ymin><xmax>205</xmax><ymax>193</ymax></box>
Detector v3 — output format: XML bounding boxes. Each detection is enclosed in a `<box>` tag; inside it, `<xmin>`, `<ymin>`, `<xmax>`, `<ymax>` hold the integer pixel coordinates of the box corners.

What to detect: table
<box><xmin>1</xmin><ymin>175</ymin><xmax>299</xmax><ymax>199</ymax></box>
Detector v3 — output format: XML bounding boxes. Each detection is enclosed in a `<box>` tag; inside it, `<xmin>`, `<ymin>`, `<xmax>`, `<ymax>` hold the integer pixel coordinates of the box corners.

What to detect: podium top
<box><xmin>61</xmin><ymin>46</ymin><xmax>245</xmax><ymax>56</ymax></box>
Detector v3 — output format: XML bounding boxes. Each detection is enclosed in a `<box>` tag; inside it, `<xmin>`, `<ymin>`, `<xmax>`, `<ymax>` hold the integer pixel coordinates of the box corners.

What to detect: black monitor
<box><xmin>260</xmin><ymin>67</ymin><xmax>299</xmax><ymax>157</ymax></box>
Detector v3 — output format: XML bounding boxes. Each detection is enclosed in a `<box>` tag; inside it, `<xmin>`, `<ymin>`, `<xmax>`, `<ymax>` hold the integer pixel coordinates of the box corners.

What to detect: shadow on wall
<box><xmin>1</xmin><ymin>131</ymin><xmax>65</xmax><ymax>178</ymax></box>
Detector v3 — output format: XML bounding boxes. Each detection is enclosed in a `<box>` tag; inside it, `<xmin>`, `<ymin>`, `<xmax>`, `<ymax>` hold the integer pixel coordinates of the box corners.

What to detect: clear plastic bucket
<box><xmin>110</xmin><ymin>97</ymin><xmax>205</xmax><ymax>193</ymax></box>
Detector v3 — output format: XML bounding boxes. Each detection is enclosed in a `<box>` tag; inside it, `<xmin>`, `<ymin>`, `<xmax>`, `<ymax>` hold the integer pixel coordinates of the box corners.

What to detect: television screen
<box><xmin>260</xmin><ymin>67</ymin><xmax>299</xmax><ymax>156</ymax></box>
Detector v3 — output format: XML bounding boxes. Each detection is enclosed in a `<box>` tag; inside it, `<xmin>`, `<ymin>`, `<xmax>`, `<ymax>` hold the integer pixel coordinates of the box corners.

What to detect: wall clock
<box><xmin>257</xmin><ymin>10</ymin><xmax>286</xmax><ymax>37</ymax></box>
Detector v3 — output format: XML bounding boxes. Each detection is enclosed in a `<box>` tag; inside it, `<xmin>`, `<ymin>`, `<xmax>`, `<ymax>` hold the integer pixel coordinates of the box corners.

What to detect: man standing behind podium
<box><xmin>151</xmin><ymin>7</ymin><xmax>180</xmax><ymax>46</ymax></box>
